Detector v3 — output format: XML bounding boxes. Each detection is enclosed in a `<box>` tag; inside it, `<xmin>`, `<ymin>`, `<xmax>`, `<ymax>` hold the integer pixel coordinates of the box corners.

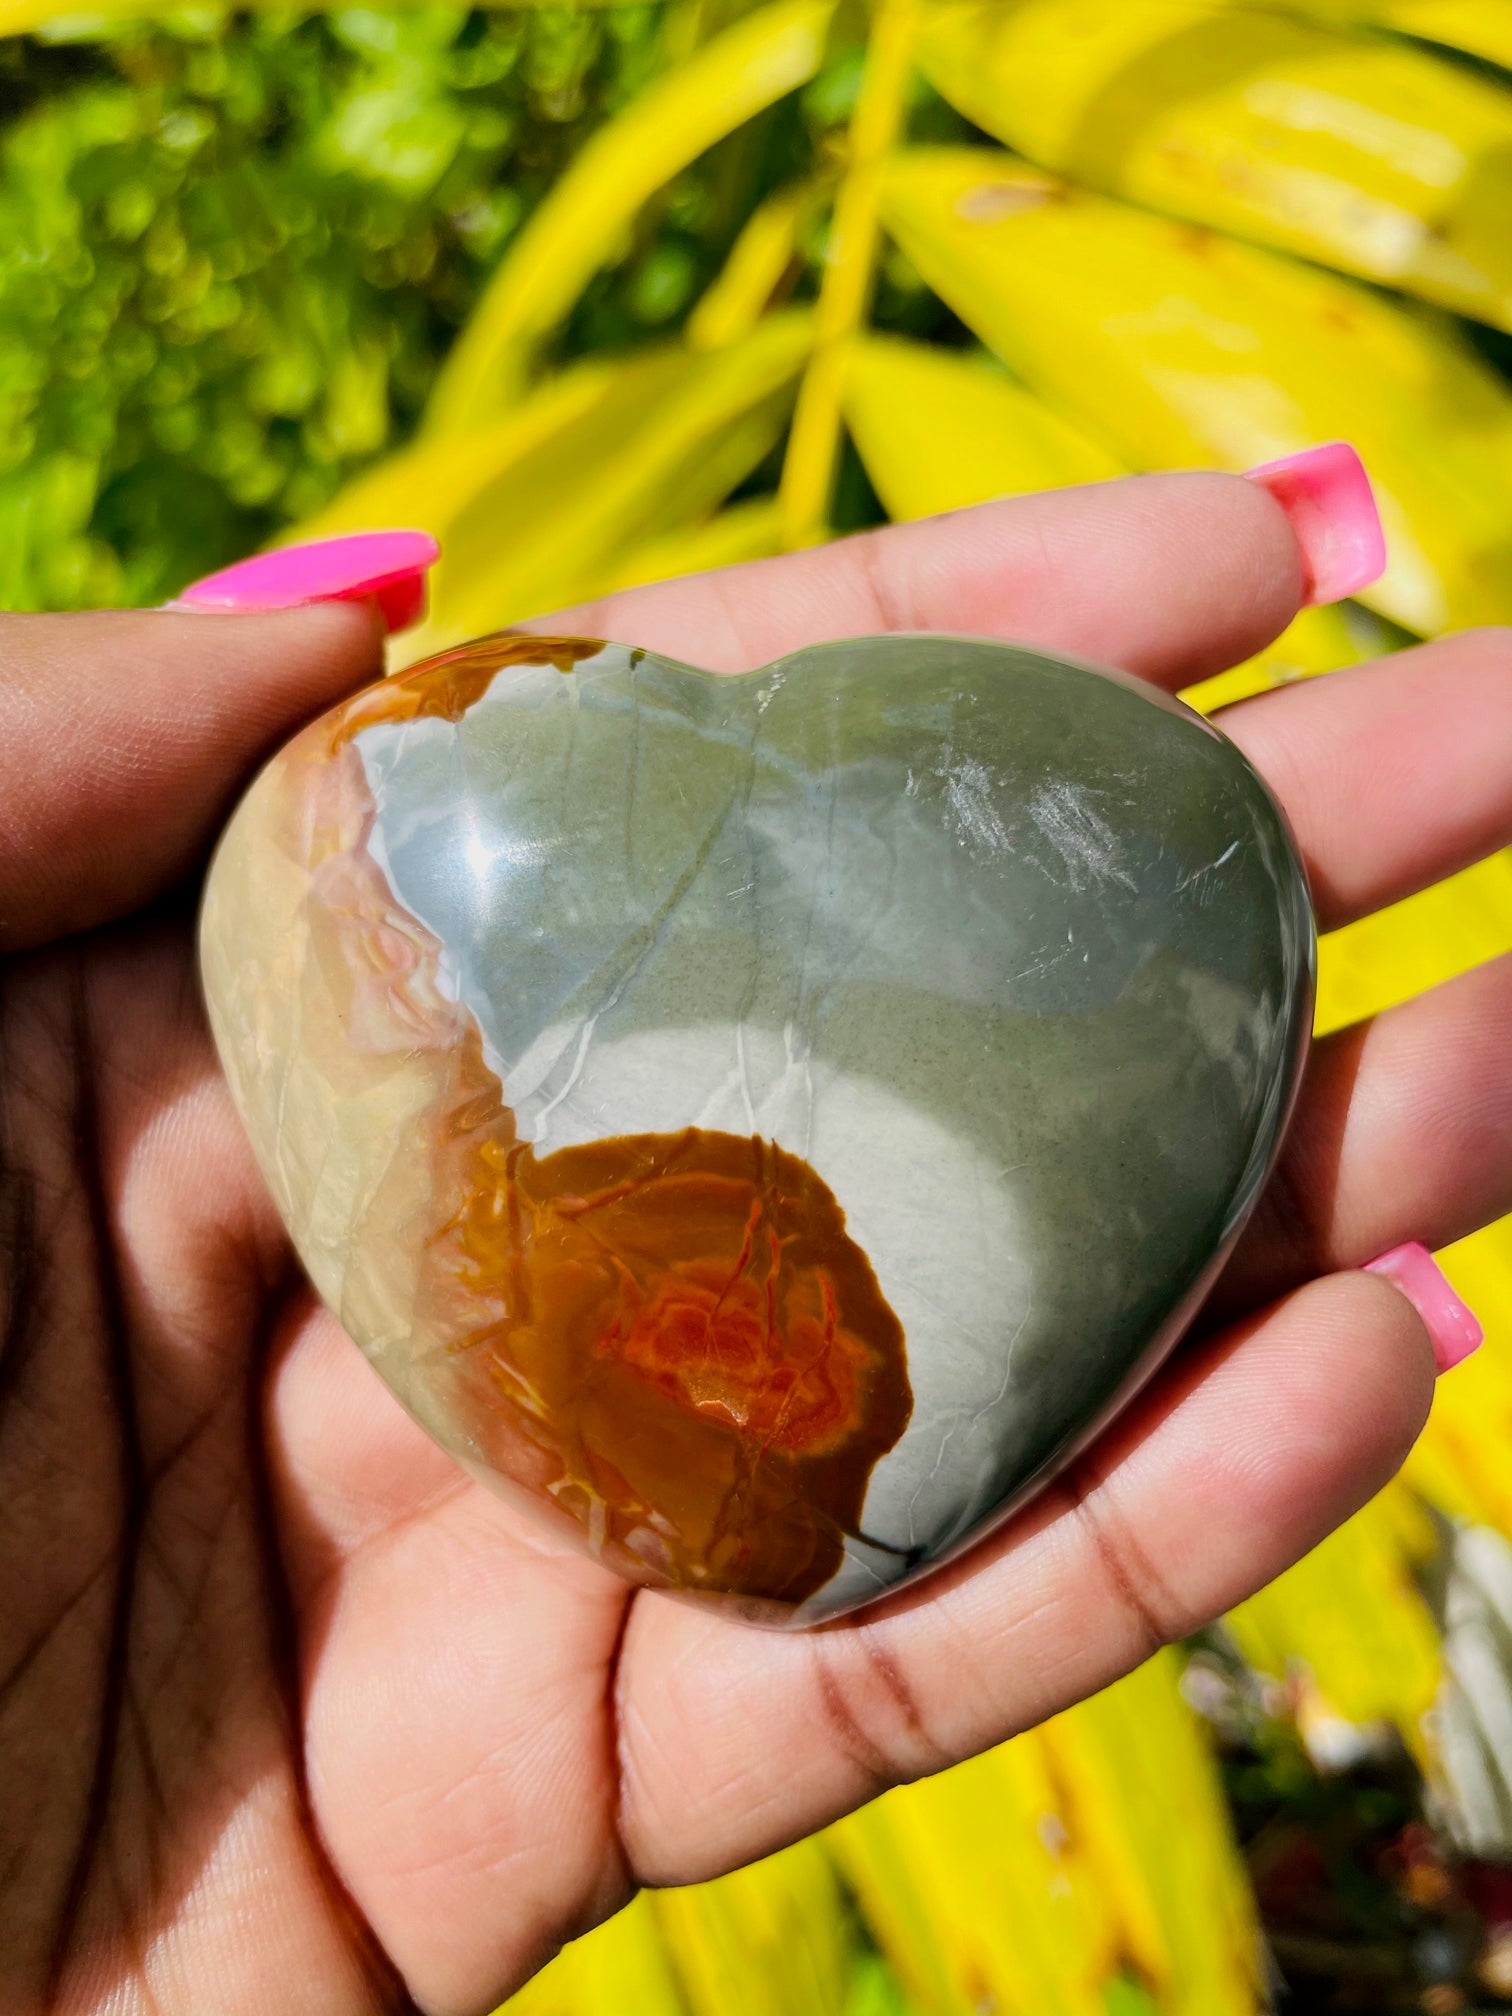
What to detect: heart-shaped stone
<box><xmin>201</xmin><ymin>632</ymin><xmax>1313</xmax><ymax>1626</ymax></box>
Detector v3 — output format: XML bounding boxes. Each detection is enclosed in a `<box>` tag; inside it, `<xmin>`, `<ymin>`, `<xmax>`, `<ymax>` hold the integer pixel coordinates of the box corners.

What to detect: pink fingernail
<box><xmin>1365</xmin><ymin>1243</ymin><xmax>1483</xmax><ymax>1374</ymax></box>
<box><xmin>1243</xmin><ymin>442</ymin><xmax>1386</xmax><ymax>606</ymax></box>
<box><xmin>175</xmin><ymin>530</ymin><xmax>440</xmax><ymax>634</ymax></box>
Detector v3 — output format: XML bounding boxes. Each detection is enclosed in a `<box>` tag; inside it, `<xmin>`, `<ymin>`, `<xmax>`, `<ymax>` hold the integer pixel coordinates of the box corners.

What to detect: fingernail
<box><xmin>175</xmin><ymin>530</ymin><xmax>440</xmax><ymax>634</ymax></box>
<box><xmin>1243</xmin><ymin>442</ymin><xmax>1386</xmax><ymax>606</ymax></box>
<box><xmin>1365</xmin><ymin>1243</ymin><xmax>1483</xmax><ymax>1374</ymax></box>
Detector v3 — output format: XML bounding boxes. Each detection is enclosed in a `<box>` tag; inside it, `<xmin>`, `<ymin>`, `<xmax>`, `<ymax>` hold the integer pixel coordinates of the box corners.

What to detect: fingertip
<box><xmin>155</xmin><ymin>599</ymin><xmax>389</xmax><ymax>727</ymax></box>
<box><xmin>1293</xmin><ymin>1267</ymin><xmax>1438</xmax><ymax>1467</ymax></box>
<box><xmin>1060</xmin><ymin>467</ymin><xmax>1309</xmax><ymax>684</ymax></box>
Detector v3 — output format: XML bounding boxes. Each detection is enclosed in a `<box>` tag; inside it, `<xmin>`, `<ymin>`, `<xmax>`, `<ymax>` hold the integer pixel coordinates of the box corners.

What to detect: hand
<box><xmin>3</xmin><ymin>472</ymin><xmax>1508</xmax><ymax>2016</ymax></box>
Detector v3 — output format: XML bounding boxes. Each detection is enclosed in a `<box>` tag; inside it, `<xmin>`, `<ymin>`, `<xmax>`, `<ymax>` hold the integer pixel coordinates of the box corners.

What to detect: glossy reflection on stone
<box><xmin>200</xmin><ymin>631</ymin><xmax>1314</xmax><ymax>1625</ymax></box>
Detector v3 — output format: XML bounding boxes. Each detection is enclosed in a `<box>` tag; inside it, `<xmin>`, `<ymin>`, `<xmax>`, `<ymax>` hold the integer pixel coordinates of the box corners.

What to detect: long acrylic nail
<box><xmin>175</xmin><ymin>529</ymin><xmax>440</xmax><ymax>634</ymax></box>
<box><xmin>1365</xmin><ymin>1243</ymin><xmax>1483</xmax><ymax>1374</ymax></box>
<box><xmin>1244</xmin><ymin>442</ymin><xmax>1386</xmax><ymax>607</ymax></box>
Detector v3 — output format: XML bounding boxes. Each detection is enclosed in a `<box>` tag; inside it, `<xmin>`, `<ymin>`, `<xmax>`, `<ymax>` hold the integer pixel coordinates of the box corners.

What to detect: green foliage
<box><xmin>0</xmin><ymin>2</ymin><xmax>980</xmax><ymax>608</ymax></box>
<box><xmin>0</xmin><ymin>6</ymin><xmax>664</xmax><ymax>605</ymax></box>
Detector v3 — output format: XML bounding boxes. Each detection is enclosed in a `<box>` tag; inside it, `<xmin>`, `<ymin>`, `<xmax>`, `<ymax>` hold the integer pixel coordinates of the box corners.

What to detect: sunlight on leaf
<box><xmin>918</xmin><ymin>0</ymin><xmax>1512</xmax><ymax>333</ymax></box>
<box><xmin>843</xmin><ymin>332</ymin><xmax>1122</xmax><ymax>516</ymax></box>
<box><xmin>880</xmin><ymin>145</ymin><xmax>1512</xmax><ymax>634</ymax></box>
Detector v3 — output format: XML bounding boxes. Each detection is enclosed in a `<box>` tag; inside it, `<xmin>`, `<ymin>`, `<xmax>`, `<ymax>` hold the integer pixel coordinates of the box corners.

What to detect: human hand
<box><xmin>3</xmin><ymin>467</ymin><xmax>1508</xmax><ymax>2015</ymax></box>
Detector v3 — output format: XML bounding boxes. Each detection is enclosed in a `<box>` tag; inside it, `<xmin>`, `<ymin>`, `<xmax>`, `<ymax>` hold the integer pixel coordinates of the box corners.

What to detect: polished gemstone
<box><xmin>200</xmin><ymin>632</ymin><xmax>1314</xmax><ymax>1625</ymax></box>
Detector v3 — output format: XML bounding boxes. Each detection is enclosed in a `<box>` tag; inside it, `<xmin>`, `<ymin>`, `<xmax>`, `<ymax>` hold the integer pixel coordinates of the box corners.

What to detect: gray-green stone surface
<box><xmin>345</xmin><ymin>633</ymin><xmax>1314</xmax><ymax>1617</ymax></box>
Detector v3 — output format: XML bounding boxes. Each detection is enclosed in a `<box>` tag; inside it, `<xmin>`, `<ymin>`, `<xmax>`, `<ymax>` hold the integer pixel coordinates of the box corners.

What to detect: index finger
<box><xmin>529</xmin><ymin>459</ymin><xmax>1368</xmax><ymax>686</ymax></box>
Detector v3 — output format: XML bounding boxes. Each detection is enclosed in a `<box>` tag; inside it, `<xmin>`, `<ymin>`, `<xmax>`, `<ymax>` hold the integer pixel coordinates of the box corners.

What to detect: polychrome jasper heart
<box><xmin>201</xmin><ymin>632</ymin><xmax>1313</xmax><ymax>1626</ymax></box>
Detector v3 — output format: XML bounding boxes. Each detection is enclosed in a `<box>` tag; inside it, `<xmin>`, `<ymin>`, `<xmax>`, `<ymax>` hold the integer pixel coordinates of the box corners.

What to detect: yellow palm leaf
<box><xmin>607</xmin><ymin>499</ymin><xmax>788</xmax><ymax>591</ymax></box>
<box><xmin>687</xmin><ymin>184</ymin><xmax>818</xmax><ymax>352</ymax></box>
<box><xmin>650</xmin><ymin>1837</ymin><xmax>856</xmax><ymax>2016</ymax></box>
<box><xmin>1317</xmin><ymin>852</ymin><xmax>1512</xmax><ymax>1031</ymax></box>
<box><xmin>1411</xmin><ymin>1230</ymin><xmax>1512</xmax><ymax>1535</ymax></box>
<box><xmin>292</xmin><ymin>358</ymin><xmax>627</xmax><ymax>549</ymax></box>
<box><xmin>830</xmin><ymin>1652</ymin><xmax>1259</xmax><ymax>2015</ymax></box>
<box><xmin>425</xmin><ymin>0</ymin><xmax>836</xmax><ymax>432</ymax></box>
<box><xmin>1226</xmin><ymin>1487</ymin><xmax>1442</xmax><ymax>1748</ymax></box>
<box><xmin>497</xmin><ymin>1840</ymin><xmax>858</xmax><ymax>2016</ymax></box>
<box><xmin>1050</xmin><ymin>1654</ymin><xmax>1261</xmax><ymax>2013</ymax></box>
<box><xmin>830</xmin><ymin>1739</ymin><xmax>1118</xmax><ymax>2016</ymax></box>
<box><xmin>917</xmin><ymin>0</ymin><xmax>1512</xmax><ymax>332</ymax></box>
<box><xmin>880</xmin><ymin>145</ymin><xmax>1512</xmax><ymax>635</ymax></box>
<box><xmin>418</xmin><ymin>320</ymin><xmax>808</xmax><ymax>653</ymax></box>
<box><xmin>843</xmin><ymin>332</ymin><xmax>1123</xmax><ymax>516</ymax></box>
<box><xmin>1273</xmin><ymin>0</ymin><xmax>1512</xmax><ymax>71</ymax></box>
<box><xmin>498</xmin><ymin>1892</ymin><xmax>685</xmax><ymax>2016</ymax></box>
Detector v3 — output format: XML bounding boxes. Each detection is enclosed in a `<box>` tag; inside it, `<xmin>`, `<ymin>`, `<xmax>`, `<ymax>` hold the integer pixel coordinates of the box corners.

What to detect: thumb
<box><xmin>0</xmin><ymin>533</ymin><xmax>437</xmax><ymax>953</ymax></box>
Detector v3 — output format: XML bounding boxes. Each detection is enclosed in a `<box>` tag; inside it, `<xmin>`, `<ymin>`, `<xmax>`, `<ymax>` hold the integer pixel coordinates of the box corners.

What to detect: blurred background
<box><xmin>6</xmin><ymin>0</ymin><xmax>1512</xmax><ymax>2006</ymax></box>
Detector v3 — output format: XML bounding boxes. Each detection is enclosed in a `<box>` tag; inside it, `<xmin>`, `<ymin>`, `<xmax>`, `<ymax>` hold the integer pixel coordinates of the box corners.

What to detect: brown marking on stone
<box><xmin>437</xmin><ymin>1115</ymin><xmax>913</xmax><ymax>1607</ymax></box>
<box><xmin>327</xmin><ymin>633</ymin><xmax>606</xmax><ymax>750</ymax></box>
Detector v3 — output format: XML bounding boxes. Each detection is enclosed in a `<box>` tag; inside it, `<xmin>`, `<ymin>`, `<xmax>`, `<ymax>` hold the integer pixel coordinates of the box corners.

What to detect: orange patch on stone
<box><xmin>440</xmin><ymin>1122</ymin><xmax>913</xmax><ymax>1607</ymax></box>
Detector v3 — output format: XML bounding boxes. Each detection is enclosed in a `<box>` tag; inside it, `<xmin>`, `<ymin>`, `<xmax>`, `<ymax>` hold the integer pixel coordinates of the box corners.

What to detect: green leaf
<box><xmin>918</xmin><ymin>0</ymin><xmax>1512</xmax><ymax>332</ymax></box>
<box><xmin>880</xmin><ymin>145</ymin><xmax>1512</xmax><ymax>633</ymax></box>
<box><xmin>425</xmin><ymin>0</ymin><xmax>838</xmax><ymax>432</ymax></box>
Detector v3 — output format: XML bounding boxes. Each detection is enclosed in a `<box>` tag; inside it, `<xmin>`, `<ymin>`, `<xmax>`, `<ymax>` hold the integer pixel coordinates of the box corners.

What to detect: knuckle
<box><xmin>1063</xmin><ymin>1465</ymin><xmax>1184</xmax><ymax>1661</ymax></box>
<box><xmin>808</xmin><ymin>1627</ymin><xmax>948</xmax><ymax>1794</ymax></box>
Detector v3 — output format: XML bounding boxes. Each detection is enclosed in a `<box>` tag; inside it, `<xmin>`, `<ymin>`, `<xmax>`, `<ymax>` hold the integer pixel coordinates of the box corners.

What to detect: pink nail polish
<box><xmin>176</xmin><ymin>530</ymin><xmax>440</xmax><ymax>634</ymax></box>
<box><xmin>1243</xmin><ymin>442</ymin><xmax>1386</xmax><ymax>607</ymax></box>
<box><xmin>1365</xmin><ymin>1243</ymin><xmax>1483</xmax><ymax>1374</ymax></box>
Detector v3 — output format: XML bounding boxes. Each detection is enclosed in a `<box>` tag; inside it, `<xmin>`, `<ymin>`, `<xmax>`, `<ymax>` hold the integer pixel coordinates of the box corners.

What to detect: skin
<box><xmin>1</xmin><ymin>471</ymin><xmax>1510</xmax><ymax>2015</ymax></box>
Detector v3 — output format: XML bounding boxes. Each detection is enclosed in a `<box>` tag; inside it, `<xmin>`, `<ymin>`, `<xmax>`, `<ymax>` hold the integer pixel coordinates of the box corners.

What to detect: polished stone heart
<box><xmin>201</xmin><ymin>632</ymin><xmax>1313</xmax><ymax>1626</ymax></box>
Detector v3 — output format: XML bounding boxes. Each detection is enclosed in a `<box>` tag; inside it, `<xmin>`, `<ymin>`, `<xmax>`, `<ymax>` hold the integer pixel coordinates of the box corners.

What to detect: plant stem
<box><xmin>778</xmin><ymin>0</ymin><xmax>919</xmax><ymax>547</ymax></box>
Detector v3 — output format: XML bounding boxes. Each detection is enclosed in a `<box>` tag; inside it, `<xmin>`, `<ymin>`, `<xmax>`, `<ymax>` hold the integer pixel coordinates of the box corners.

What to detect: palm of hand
<box><xmin>4</xmin><ymin>474</ymin><xmax>1509</xmax><ymax>2016</ymax></box>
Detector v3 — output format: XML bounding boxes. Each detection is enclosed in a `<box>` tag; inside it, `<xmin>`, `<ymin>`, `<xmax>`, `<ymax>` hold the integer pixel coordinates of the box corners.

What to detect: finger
<box><xmin>1217</xmin><ymin>952</ymin><xmax>1512</xmax><ymax>1317</ymax></box>
<box><xmin>615</xmin><ymin>1268</ymin><xmax>1435</xmax><ymax>1882</ymax></box>
<box><xmin>0</xmin><ymin>604</ymin><xmax>382</xmax><ymax>952</ymax></box>
<box><xmin>266</xmin><ymin>1293</ymin><xmax>634</xmax><ymax>2016</ymax></box>
<box><xmin>1218</xmin><ymin>628</ymin><xmax>1512</xmax><ymax>932</ymax></box>
<box><xmin>530</xmin><ymin>470</ymin><xmax>1308</xmax><ymax>684</ymax></box>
